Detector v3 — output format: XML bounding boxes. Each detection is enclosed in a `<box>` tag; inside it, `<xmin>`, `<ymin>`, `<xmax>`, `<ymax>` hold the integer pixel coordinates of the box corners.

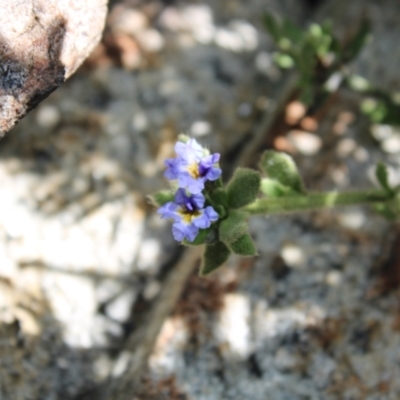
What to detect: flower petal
<box><xmin>164</xmin><ymin>158</ymin><xmax>182</xmax><ymax>180</ymax></box>
<box><xmin>172</xmin><ymin>223</ymin><xmax>186</xmax><ymax>241</ymax></box>
<box><xmin>205</xmin><ymin>167</ymin><xmax>221</xmax><ymax>181</ymax></box>
<box><xmin>192</xmin><ymin>206</ymin><xmax>218</xmax><ymax>229</ymax></box>
<box><xmin>191</xmin><ymin>192</ymin><xmax>205</xmax><ymax>209</ymax></box>
<box><xmin>204</xmin><ymin>206</ymin><xmax>219</xmax><ymax>222</ymax></box>
<box><xmin>178</xmin><ymin>174</ymin><xmax>205</xmax><ymax>194</ymax></box>
<box><xmin>172</xmin><ymin>221</ymin><xmax>199</xmax><ymax>242</ymax></box>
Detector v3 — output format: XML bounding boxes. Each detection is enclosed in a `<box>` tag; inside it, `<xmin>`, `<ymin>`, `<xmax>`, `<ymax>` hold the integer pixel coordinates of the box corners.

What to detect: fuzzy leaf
<box><xmin>210</xmin><ymin>188</ymin><xmax>229</xmax><ymax>209</ymax></box>
<box><xmin>375</xmin><ymin>162</ymin><xmax>393</xmax><ymax>194</ymax></box>
<box><xmin>259</xmin><ymin>151</ymin><xmax>305</xmax><ymax>194</ymax></box>
<box><xmin>200</xmin><ymin>241</ymin><xmax>231</xmax><ymax>276</ymax></box>
<box><xmin>219</xmin><ymin>211</ymin><xmax>248</xmax><ymax>244</ymax></box>
<box><xmin>214</xmin><ymin>205</ymin><xmax>227</xmax><ymax>219</ymax></box>
<box><xmin>149</xmin><ymin>190</ymin><xmax>175</xmax><ymax>206</ymax></box>
<box><xmin>260</xmin><ymin>178</ymin><xmax>297</xmax><ymax>197</ymax></box>
<box><xmin>228</xmin><ymin>234</ymin><xmax>257</xmax><ymax>257</ymax></box>
<box><xmin>227</xmin><ymin>168</ymin><xmax>261</xmax><ymax>209</ymax></box>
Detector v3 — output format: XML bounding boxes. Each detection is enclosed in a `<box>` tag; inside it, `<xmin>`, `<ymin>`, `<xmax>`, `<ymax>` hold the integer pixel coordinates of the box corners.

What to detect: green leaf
<box><xmin>361</xmin><ymin>98</ymin><xmax>387</xmax><ymax>123</ymax></box>
<box><xmin>259</xmin><ymin>151</ymin><xmax>305</xmax><ymax>194</ymax></box>
<box><xmin>321</xmin><ymin>20</ymin><xmax>333</xmax><ymax>35</ymax></box>
<box><xmin>214</xmin><ymin>205</ymin><xmax>227</xmax><ymax>219</ymax></box>
<box><xmin>329</xmin><ymin>36</ymin><xmax>340</xmax><ymax>55</ymax></box>
<box><xmin>341</xmin><ymin>19</ymin><xmax>370</xmax><ymax>63</ymax></box>
<box><xmin>348</xmin><ymin>75</ymin><xmax>371</xmax><ymax>92</ymax></box>
<box><xmin>219</xmin><ymin>211</ymin><xmax>249</xmax><ymax>244</ymax></box>
<box><xmin>260</xmin><ymin>178</ymin><xmax>297</xmax><ymax>197</ymax></box>
<box><xmin>148</xmin><ymin>190</ymin><xmax>174</xmax><ymax>206</ymax></box>
<box><xmin>297</xmin><ymin>41</ymin><xmax>316</xmax><ymax>75</ymax></box>
<box><xmin>361</xmin><ymin>94</ymin><xmax>400</xmax><ymax>126</ymax></box>
<box><xmin>273</xmin><ymin>52</ymin><xmax>295</xmax><ymax>69</ymax></box>
<box><xmin>315</xmin><ymin>34</ymin><xmax>332</xmax><ymax>57</ymax></box>
<box><xmin>278</xmin><ymin>37</ymin><xmax>292</xmax><ymax>51</ymax></box>
<box><xmin>210</xmin><ymin>188</ymin><xmax>229</xmax><ymax>209</ymax></box>
<box><xmin>209</xmin><ymin>188</ymin><xmax>229</xmax><ymax>218</ymax></box>
<box><xmin>299</xmin><ymin>85</ymin><xmax>314</xmax><ymax>106</ymax></box>
<box><xmin>228</xmin><ymin>234</ymin><xmax>257</xmax><ymax>257</ymax></box>
<box><xmin>373</xmin><ymin>192</ymin><xmax>400</xmax><ymax>220</ymax></box>
<box><xmin>282</xmin><ymin>18</ymin><xmax>304</xmax><ymax>44</ymax></box>
<box><xmin>263</xmin><ymin>13</ymin><xmax>281</xmax><ymax>43</ymax></box>
<box><xmin>227</xmin><ymin>168</ymin><xmax>261</xmax><ymax>209</ymax></box>
<box><xmin>373</xmin><ymin>203</ymin><xmax>398</xmax><ymax>220</ymax></box>
<box><xmin>375</xmin><ymin>162</ymin><xmax>393</xmax><ymax>194</ymax></box>
<box><xmin>309</xmin><ymin>23</ymin><xmax>323</xmax><ymax>38</ymax></box>
<box><xmin>200</xmin><ymin>242</ymin><xmax>231</xmax><ymax>276</ymax></box>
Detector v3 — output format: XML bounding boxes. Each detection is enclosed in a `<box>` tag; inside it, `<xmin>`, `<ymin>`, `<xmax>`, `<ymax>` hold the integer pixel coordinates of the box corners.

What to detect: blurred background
<box><xmin>1</xmin><ymin>0</ymin><xmax>400</xmax><ymax>399</ymax></box>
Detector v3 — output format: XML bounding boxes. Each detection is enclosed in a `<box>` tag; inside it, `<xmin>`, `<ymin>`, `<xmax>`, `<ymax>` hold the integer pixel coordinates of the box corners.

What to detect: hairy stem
<box><xmin>244</xmin><ymin>189</ymin><xmax>390</xmax><ymax>215</ymax></box>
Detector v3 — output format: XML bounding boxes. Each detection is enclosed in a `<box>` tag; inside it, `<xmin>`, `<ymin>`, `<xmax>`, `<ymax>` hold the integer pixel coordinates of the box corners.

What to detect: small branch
<box><xmin>104</xmin><ymin>246</ymin><xmax>203</xmax><ymax>400</ymax></box>
<box><xmin>236</xmin><ymin>71</ymin><xmax>299</xmax><ymax>169</ymax></box>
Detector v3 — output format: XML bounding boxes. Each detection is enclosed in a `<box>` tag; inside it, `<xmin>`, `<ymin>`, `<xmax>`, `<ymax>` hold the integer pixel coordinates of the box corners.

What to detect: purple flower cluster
<box><xmin>164</xmin><ymin>139</ymin><xmax>221</xmax><ymax>194</ymax></box>
<box><xmin>158</xmin><ymin>189</ymin><xmax>218</xmax><ymax>242</ymax></box>
<box><xmin>158</xmin><ymin>139</ymin><xmax>221</xmax><ymax>242</ymax></box>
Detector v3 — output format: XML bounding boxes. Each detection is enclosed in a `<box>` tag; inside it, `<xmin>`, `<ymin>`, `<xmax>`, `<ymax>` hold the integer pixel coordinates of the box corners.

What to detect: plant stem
<box><xmin>244</xmin><ymin>189</ymin><xmax>390</xmax><ymax>215</ymax></box>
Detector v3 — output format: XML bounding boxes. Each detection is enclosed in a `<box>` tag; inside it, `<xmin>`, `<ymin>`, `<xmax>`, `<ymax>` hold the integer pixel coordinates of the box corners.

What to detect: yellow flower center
<box><xmin>187</xmin><ymin>162</ymin><xmax>200</xmax><ymax>179</ymax></box>
<box><xmin>179</xmin><ymin>208</ymin><xmax>201</xmax><ymax>223</ymax></box>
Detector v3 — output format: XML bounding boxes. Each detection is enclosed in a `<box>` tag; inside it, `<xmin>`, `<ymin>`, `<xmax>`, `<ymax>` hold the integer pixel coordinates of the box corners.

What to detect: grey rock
<box><xmin>0</xmin><ymin>0</ymin><xmax>107</xmax><ymax>135</ymax></box>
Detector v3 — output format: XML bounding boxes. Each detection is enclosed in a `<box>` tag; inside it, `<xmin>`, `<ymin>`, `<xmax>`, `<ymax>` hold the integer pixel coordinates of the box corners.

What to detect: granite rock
<box><xmin>0</xmin><ymin>0</ymin><xmax>107</xmax><ymax>135</ymax></box>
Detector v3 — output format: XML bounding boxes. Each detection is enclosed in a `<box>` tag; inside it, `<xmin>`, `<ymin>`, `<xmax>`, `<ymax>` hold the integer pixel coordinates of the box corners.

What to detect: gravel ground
<box><xmin>1</xmin><ymin>0</ymin><xmax>400</xmax><ymax>399</ymax></box>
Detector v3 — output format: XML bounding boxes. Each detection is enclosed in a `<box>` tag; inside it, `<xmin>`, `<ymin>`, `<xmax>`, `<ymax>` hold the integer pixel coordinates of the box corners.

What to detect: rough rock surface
<box><xmin>0</xmin><ymin>0</ymin><xmax>107</xmax><ymax>135</ymax></box>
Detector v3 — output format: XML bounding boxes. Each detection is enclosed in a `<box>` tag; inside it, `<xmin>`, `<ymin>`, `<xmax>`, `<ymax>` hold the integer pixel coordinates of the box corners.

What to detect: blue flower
<box><xmin>157</xmin><ymin>188</ymin><xmax>219</xmax><ymax>242</ymax></box>
<box><xmin>164</xmin><ymin>139</ymin><xmax>221</xmax><ymax>194</ymax></box>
